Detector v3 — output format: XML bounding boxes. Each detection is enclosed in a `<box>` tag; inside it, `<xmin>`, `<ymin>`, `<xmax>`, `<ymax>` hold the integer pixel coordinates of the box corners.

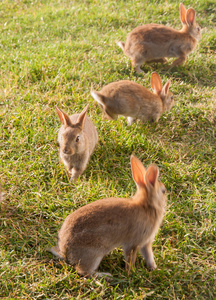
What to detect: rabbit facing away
<box><xmin>49</xmin><ymin>155</ymin><xmax>167</xmax><ymax>277</ymax></box>
<box><xmin>55</xmin><ymin>104</ymin><xmax>98</xmax><ymax>181</ymax></box>
<box><xmin>118</xmin><ymin>3</ymin><xmax>202</xmax><ymax>73</ymax></box>
<box><xmin>91</xmin><ymin>72</ymin><xmax>174</xmax><ymax>125</ymax></box>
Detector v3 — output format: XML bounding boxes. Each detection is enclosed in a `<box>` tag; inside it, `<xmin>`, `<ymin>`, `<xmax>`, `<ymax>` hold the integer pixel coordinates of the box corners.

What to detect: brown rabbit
<box><xmin>49</xmin><ymin>155</ymin><xmax>167</xmax><ymax>277</ymax></box>
<box><xmin>55</xmin><ymin>104</ymin><xmax>98</xmax><ymax>181</ymax></box>
<box><xmin>118</xmin><ymin>3</ymin><xmax>202</xmax><ymax>73</ymax></box>
<box><xmin>91</xmin><ymin>72</ymin><xmax>174</xmax><ymax>125</ymax></box>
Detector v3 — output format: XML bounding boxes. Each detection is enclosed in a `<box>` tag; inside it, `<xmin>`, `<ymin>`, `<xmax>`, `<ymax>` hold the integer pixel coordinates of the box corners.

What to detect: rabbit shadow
<box><xmin>86</xmin><ymin>109</ymin><xmax>215</xmax><ymax>189</ymax></box>
<box><xmin>1</xmin><ymin>203</ymin><xmax>55</xmax><ymax>257</ymax></box>
<box><xmin>86</xmin><ymin>119</ymin><xmax>167</xmax><ymax>184</ymax></box>
<box><xmin>119</xmin><ymin>59</ymin><xmax>216</xmax><ymax>88</ymax></box>
<box><xmin>148</xmin><ymin>61</ymin><xmax>215</xmax><ymax>88</ymax></box>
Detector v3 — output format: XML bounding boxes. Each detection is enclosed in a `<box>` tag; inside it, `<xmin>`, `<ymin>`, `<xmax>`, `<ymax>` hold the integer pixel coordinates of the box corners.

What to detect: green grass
<box><xmin>0</xmin><ymin>0</ymin><xmax>215</xmax><ymax>299</ymax></box>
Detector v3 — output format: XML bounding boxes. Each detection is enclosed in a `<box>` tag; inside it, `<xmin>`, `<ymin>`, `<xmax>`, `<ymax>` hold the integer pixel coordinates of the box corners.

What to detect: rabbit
<box><xmin>91</xmin><ymin>72</ymin><xmax>174</xmax><ymax>125</ymax></box>
<box><xmin>117</xmin><ymin>3</ymin><xmax>202</xmax><ymax>73</ymax></box>
<box><xmin>49</xmin><ymin>155</ymin><xmax>167</xmax><ymax>277</ymax></box>
<box><xmin>55</xmin><ymin>104</ymin><xmax>98</xmax><ymax>181</ymax></box>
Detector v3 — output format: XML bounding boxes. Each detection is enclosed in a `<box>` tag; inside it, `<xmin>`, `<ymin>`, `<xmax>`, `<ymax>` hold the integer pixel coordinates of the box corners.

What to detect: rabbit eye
<box><xmin>197</xmin><ymin>27</ymin><xmax>200</xmax><ymax>32</ymax></box>
<box><xmin>76</xmin><ymin>136</ymin><xmax>80</xmax><ymax>142</ymax></box>
<box><xmin>162</xmin><ymin>187</ymin><xmax>166</xmax><ymax>194</ymax></box>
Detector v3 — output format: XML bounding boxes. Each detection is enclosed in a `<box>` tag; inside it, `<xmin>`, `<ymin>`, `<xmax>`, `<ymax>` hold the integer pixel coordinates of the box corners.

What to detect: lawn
<box><xmin>0</xmin><ymin>0</ymin><xmax>215</xmax><ymax>299</ymax></box>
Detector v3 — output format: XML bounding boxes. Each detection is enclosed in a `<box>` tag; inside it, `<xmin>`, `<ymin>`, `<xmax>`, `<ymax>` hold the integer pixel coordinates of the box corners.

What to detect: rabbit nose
<box><xmin>63</xmin><ymin>148</ymin><xmax>70</xmax><ymax>154</ymax></box>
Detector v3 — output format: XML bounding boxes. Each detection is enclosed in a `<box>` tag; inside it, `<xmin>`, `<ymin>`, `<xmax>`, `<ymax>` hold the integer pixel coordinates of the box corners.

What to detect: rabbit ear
<box><xmin>55</xmin><ymin>106</ymin><xmax>73</xmax><ymax>127</ymax></box>
<box><xmin>180</xmin><ymin>3</ymin><xmax>187</xmax><ymax>25</ymax></box>
<box><xmin>186</xmin><ymin>8</ymin><xmax>196</xmax><ymax>26</ymax></box>
<box><xmin>161</xmin><ymin>80</ymin><xmax>171</xmax><ymax>98</ymax></box>
<box><xmin>145</xmin><ymin>164</ymin><xmax>159</xmax><ymax>189</ymax></box>
<box><xmin>77</xmin><ymin>104</ymin><xmax>89</xmax><ymax>129</ymax></box>
<box><xmin>130</xmin><ymin>155</ymin><xmax>146</xmax><ymax>187</ymax></box>
<box><xmin>151</xmin><ymin>72</ymin><xmax>162</xmax><ymax>95</ymax></box>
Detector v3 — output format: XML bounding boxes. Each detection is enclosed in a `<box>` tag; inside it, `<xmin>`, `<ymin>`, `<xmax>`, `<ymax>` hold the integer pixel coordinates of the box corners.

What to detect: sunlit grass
<box><xmin>0</xmin><ymin>0</ymin><xmax>215</xmax><ymax>299</ymax></box>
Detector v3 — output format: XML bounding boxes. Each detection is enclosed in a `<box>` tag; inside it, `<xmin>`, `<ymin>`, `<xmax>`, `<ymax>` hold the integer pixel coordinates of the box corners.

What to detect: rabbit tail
<box><xmin>117</xmin><ymin>41</ymin><xmax>125</xmax><ymax>52</ymax></box>
<box><xmin>48</xmin><ymin>246</ymin><xmax>65</xmax><ymax>260</ymax></box>
<box><xmin>91</xmin><ymin>91</ymin><xmax>106</xmax><ymax>108</ymax></box>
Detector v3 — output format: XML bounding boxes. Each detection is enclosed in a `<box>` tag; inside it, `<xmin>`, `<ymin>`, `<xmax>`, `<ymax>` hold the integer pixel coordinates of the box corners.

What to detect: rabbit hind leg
<box><xmin>70</xmin><ymin>248</ymin><xmax>105</xmax><ymax>276</ymax></box>
<box><xmin>77</xmin><ymin>257</ymin><xmax>112</xmax><ymax>278</ymax></box>
<box><xmin>131</xmin><ymin>58</ymin><xmax>144</xmax><ymax>74</ymax></box>
<box><xmin>76</xmin><ymin>256</ymin><xmax>103</xmax><ymax>276</ymax></box>
<box><xmin>146</xmin><ymin>57</ymin><xmax>168</xmax><ymax>64</ymax></box>
<box><xmin>171</xmin><ymin>55</ymin><xmax>186</xmax><ymax>67</ymax></box>
<box><xmin>123</xmin><ymin>246</ymin><xmax>138</xmax><ymax>274</ymax></box>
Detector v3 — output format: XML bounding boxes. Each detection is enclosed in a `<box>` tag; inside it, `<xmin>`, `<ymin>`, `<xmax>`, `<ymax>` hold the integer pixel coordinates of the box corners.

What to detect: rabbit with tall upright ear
<box><xmin>91</xmin><ymin>72</ymin><xmax>174</xmax><ymax>125</ymax></box>
<box><xmin>118</xmin><ymin>3</ymin><xmax>202</xmax><ymax>73</ymax></box>
<box><xmin>49</xmin><ymin>155</ymin><xmax>167</xmax><ymax>277</ymax></box>
<box><xmin>55</xmin><ymin>104</ymin><xmax>98</xmax><ymax>181</ymax></box>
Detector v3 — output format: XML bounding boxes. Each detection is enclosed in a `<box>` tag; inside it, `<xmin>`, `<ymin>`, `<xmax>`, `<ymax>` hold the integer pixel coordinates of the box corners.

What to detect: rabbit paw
<box><xmin>70</xmin><ymin>168</ymin><xmax>84</xmax><ymax>182</ymax></box>
<box><xmin>147</xmin><ymin>259</ymin><xmax>157</xmax><ymax>270</ymax></box>
<box><xmin>127</xmin><ymin>117</ymin><xmax>135</xmax><ymax>125</ymax></box>
<box><xmin>70</xmin><ymin>175</ymin><xmax>78</xmax><ymax>182</ymax></box>
<box><xmin>94</xmin><ymin>272</ymin><xmax>112</xmax><ymax>281</ymax></box>
<box><xmin>135</xmin><ymin>66</ymin><xmax>144</xmax><ymax>74</ymax></box>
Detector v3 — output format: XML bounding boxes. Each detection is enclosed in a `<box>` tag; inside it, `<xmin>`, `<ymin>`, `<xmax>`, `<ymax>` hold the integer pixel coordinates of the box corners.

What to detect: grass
<box><xmin>0</xmin><ymin>0</ymin><xmax>215</xmax><ymax>299</ymax></box>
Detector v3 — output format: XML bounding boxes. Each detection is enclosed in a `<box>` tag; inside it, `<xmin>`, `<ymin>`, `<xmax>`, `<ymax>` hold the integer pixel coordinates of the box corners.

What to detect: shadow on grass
<box><xmin>85</xmin><ymin>110</ymin><xmax>215</xmax><ymax>194</ymax></box>
<box><xmin>118</xmin><ymin>60</ymin><xmax>216</xmax><ymax>88</ymax></box>
<box><xmin>1</xmin><ymin>203</ymin><xmax>57</xmax><ymax>258</ymax></box>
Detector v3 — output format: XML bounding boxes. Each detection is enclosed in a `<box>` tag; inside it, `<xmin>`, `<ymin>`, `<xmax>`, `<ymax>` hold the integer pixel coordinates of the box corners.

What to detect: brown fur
<box><xmin>55</xmin><ymin>104</ymin><xmax>98</xmax><ymax>181</ymax></box>
<box><xmin>118</xmin><ymin>3</ymin><xmax>202</xmax><ymax>73</ymax></box>
<box><xmin>91</xmin><ymin>72</ymin><xmax>174</xmax><ymax>125</ymax></box>
<box><xmin>49</xmin><ymin>155</ymin><xmax>167</xmax><ymax>277</ymax></box>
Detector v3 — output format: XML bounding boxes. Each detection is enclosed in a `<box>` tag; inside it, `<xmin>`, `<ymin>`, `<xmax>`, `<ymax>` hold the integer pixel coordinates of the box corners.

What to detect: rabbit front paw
<box><xmin>70</xmin><ymin>168</ymin><xmax>83</xmax><ymax>182</ymax></box>
<box><xmin>146</xmin><ymin>258</ymin><xmax>157</xmax><ymax>270</ymax></box>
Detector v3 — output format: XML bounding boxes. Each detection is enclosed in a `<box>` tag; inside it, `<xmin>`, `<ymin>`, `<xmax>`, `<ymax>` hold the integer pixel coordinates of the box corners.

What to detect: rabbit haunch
<box><xmin>118</xmin><ymin>3</ymin><xmax>202</xmax><ymax>73</ymax></box>
<box><xmin>50</xmin><ymin>155</ymin><xmax>167</xmax><ymax>277</ymax></box>
<box><xmin>55</xmin><ymin>104</ymin><xmax>98</xmax><ymax>181</ymax></box>
<box><xmin>91</xmin><ymin>72</ymin><xmax>174</xmax><ymax>125</ymax></box>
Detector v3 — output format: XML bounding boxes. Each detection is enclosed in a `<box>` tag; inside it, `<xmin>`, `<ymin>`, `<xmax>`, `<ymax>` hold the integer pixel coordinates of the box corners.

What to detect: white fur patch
<box><xmin>91</xmin><ymin>91</ymin><xmax>104</xmax><ymax>107</ymax></box>
<box><xmin>117</xmin><ymin>41</ymin><xmax>124</xmax><ymax>51</ymax></box>
<box><xmin>49</xmin><ymin>247</ymin><xmax>64</xmax><ymax>260</ymax></box>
